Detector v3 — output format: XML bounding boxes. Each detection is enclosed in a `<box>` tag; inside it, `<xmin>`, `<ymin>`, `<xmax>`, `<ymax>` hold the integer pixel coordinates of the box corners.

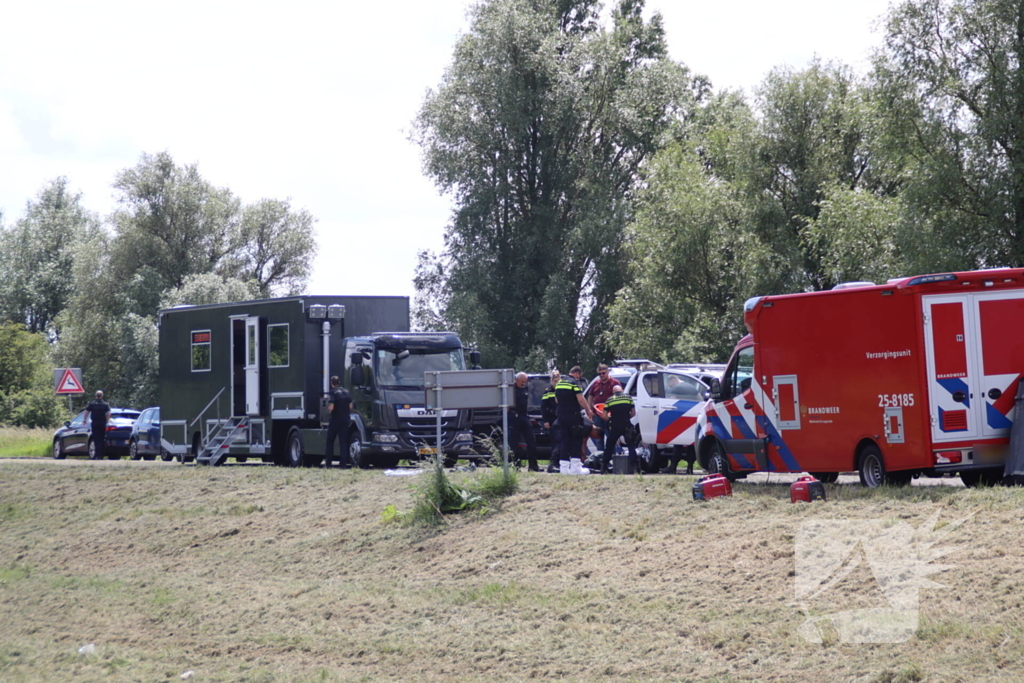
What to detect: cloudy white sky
<box><xmin>0</xmin><ymin>0</ymin><xmax>893</xmax><ymax>300</ymax></box>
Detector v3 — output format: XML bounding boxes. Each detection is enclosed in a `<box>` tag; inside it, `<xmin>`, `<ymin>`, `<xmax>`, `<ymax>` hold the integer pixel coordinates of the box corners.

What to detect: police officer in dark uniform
<box><xmin>555</xmin><ymin>371</ymin><xmax>593</xmax><ymax>468</ymax></box>
<box><xmin>541</xmin><ymin>371</ymin><xmax>560</xmax><ymax>472</ymax></box>
<box><xmin>86</xmin><ymin>390</ymin><xmax>111</xmax><ymax>460</ymax></box>
<box><xmin>601</xmin><ymin>385</ymin><xmax>638</xmax><ymax>473</ymax></box>
<box><xmin>324</xmin><ymin>375</ymin><xmax>353</xmax><ymax>468</ymax></box>
<box><xmin>508</xmin><ymin>372</ymin><xmax>540</xmax><ymax>471</ymax></box>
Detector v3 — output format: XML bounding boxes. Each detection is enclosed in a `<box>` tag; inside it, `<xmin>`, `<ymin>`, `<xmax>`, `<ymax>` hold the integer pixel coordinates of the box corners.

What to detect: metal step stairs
<box><xmin>196</xmin><ymin>417</ymin><xmax>247</xmax><ymax>467</ymax></box>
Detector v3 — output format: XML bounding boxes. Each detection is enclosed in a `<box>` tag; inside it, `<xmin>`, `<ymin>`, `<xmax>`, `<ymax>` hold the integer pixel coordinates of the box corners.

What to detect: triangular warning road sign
<box><xmin>56</xmin><ymin>368</ymin><xmax>85</xmax><ymax>394</ymax></box>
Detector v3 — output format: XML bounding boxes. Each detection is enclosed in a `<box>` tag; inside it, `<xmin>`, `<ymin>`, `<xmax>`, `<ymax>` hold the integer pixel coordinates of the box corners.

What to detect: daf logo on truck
<box><xmin>696</xmin><ymin>268</ymin><xmax>1024</xmax><ymax>488</ymax></box>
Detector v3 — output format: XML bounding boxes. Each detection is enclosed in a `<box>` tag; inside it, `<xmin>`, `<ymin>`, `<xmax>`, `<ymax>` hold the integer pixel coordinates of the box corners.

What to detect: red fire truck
<box><xmin>696</xmin><ymin>268</ymin><xmax>1024</xmax><ymax>487</ymax></box>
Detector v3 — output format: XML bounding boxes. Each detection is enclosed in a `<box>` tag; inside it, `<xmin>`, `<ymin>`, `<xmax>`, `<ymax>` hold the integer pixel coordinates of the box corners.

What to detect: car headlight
<box><xmin>373</xmin><ymin>432</ymin><xmax>399</xmax><ymax>443</ymax></box>
<box><xmin>455</xmin><ymin>432</ymin><xmax>473</xmax><ymax>442</ymax></box>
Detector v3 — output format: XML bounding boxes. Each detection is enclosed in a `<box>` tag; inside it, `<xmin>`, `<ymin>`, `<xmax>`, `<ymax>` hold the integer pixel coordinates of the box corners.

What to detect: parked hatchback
<box><xmin>52</xmin><ymin>408</ymin><xmax>141</xmax><ymax>460</ymax></box>
<box><xmin>129</xmin><ymin>407</ymin><xmax>169</xmax><ymax>461</ymax></box>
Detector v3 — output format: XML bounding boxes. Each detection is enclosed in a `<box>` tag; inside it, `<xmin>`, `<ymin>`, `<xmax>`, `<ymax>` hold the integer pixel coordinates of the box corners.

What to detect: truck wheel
<box><xmin>129</xmin><ymin>439</ymin><xmax>142</xmax><ymax>460</ymax></box>
<box><xmin>637</xmin><ymin>441</ymin><xmax>660</xmax><ymax>473</ymax></box>
<box><xmin>349</xmin><ymin>432</ymin><xmax>370</xmax><ymax>469</ymax></box>
<box><xmin>858</xmin><ymin>445</ymin><xmax>886</xmax><ymax>487</ymax></box>
<box><xmin>88</xmin><ymin>438</ymin><xmax>100</xmax><ymax>460</ymax></box>
<box><xmin>286</xmin><ymin>429</ymin><xmax>304</xmax><ymax>468</ymax></box>
<box><xmin>809</xmin><ymin>472</ymin><xmax>839</xmax><ymax>484</ymax></box>
<box><xmin>53</xmin><ymin>439</ymin><xmax>66</xmax><ymax>460</ymax></box>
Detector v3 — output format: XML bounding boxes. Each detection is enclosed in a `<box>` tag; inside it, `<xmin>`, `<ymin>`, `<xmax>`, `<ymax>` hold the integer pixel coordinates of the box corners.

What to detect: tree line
<box><xmin>414</xmin><ymin>0</ymin><xmax>1024</xmax><ymax>371</ymax></box>
<box><xmin>0</xmin><ymin>152</ymin><xmax>317</xmax><ymax>427</ymax></box>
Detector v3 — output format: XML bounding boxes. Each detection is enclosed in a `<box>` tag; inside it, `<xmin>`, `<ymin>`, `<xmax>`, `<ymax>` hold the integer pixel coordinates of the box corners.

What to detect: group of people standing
<box><xmin>508</xmin><ymin>364</ymin><xmax>638</xmax><ymax>473</ymax></box>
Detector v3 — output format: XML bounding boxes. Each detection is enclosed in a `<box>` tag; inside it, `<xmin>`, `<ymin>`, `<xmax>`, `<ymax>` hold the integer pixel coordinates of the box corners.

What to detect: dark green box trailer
<box><xmin>158</xmin><ymin>295</ymin><xmax>476</xmax><ymax>467</ymax></box>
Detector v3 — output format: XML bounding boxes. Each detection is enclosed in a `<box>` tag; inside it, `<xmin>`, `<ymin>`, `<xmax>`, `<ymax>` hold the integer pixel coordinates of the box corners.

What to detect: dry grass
<box><xmin>1</xmin><ymin>462</ymin><xmax>1023</xmax><ymax>682</ymax></box>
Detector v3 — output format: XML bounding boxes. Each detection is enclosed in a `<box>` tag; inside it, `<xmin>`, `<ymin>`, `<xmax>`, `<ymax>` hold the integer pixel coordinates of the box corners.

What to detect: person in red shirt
<box><xmin>588</xmin><ymin>364</ymin><xmax>621</xmax><ymax>458</ymax></box>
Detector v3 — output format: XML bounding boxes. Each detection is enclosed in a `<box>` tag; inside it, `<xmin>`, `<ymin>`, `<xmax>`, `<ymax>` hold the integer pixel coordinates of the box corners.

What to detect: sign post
<box><xmin>425</xmin><ymin>369</ymin><xmax>515</xmax><ymax>474</ymax></box>
<box><xmin>53</xmin><ymin>367</ymin><xmax>85</xmax><ymax>416</ymax></box>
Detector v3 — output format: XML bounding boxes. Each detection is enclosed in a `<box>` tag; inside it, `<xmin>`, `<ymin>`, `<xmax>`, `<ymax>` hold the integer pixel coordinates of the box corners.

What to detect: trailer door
<box><xmin>923</xmin><ymin>296</ymin><xmax>979</xmax><ymax>441</ymax></box>
<box><xmin>973</xmin><ymin>291</ymin><xmax>1024</xmax><ymax>439</ymax></box>
<box><xmin>245</xmin><ymin>316</ymin><xmax>261</xmax><ymax>416</ymax></box>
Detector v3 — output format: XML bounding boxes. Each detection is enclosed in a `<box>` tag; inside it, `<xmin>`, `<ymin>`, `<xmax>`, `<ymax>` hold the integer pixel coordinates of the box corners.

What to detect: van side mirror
<box><xmin>351</xmin><ymin>365</ymin><xmax>365</xmax><ymax>387</ymax></box>
<box><xmin>708</xmin><ymin>377</ymin><xmax>723</xmax><ymax>401</ymax></box>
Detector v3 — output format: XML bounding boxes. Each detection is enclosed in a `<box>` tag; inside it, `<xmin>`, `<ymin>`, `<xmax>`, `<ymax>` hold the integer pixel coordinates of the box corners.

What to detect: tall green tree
<box><xmin>874</xmin><ymin>0</ymin><xmax>1024</xmax><ymax>270</ymax></box>
<box><xmin>0</xmin><ymin>323</ymin><xmax>62</xmax><ymax>427</ymax></box>
<box><xmin>414</xmin><ymin>0</ymin><xmax>694</xmax><ymax>370</ymax></box>
<box><xmin>222</xmin><ymin>199</ymin><xmax>318</xmax><ymax>297</ymax></box>
<box><xmin>0</xmin><ymin>178</ymin><xmax>101</xmax><ymax>336</ymax></box>
<box><xmin>750</xmin><ymin>59</ymin><xmax>880</xmax><ymax>292</ymax></box>
<box><xmin>110</xmin><ymin>151</ymin><xmax>241</xmax><ymax>295</ymax></box>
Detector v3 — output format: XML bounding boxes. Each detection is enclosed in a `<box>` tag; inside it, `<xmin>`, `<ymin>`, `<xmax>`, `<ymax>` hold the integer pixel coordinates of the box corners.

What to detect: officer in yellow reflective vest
<box><xmin>601</xmin><ymin>385</ymin><xmax>637</xmax><ymax>473</ymax></box>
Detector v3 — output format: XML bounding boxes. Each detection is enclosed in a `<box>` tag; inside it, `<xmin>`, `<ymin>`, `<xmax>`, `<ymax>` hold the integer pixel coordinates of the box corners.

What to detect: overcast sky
<box><xmin>0</xmin><ymin>0</ymin><xmax>894</xmax><ymax>300</ymax></box>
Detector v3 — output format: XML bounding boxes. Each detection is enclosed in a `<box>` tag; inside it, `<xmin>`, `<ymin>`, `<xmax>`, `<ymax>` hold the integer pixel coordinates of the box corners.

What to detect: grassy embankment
<box><xmin>0</xmin><ymin>426</ymin><xmax>52</xmax><ymax>457</ymax></box>
<box><xmin>1</xmin><ymin>461</ymin><xmax>1022</xmax><ymax>682</ymax></box>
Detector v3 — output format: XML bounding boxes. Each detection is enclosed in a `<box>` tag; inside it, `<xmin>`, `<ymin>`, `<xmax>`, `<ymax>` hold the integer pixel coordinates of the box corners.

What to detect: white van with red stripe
<box><xmin>695</xmin><ymin>268</ymin><xmax>1024</xmax><ymax>487</ymax></box>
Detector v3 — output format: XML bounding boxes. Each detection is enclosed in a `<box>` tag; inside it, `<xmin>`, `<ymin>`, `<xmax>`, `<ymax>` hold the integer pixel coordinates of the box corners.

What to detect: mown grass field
<box><xmin>1</xmin><ymin>461</ymin><xmax>1022</xmax><ymax>682</ymax></box>
<box><xmin>0</xmin><ymin>426</ymin><xmax>53</xmax><ymax>458</ymax></box>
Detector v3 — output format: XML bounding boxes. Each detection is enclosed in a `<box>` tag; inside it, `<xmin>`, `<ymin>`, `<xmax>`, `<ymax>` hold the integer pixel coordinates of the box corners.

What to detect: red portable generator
<box><xmin>693</xmin><ymin>474</ymin><xmax>732</xmax><ymax>500</ymax></box>
<box><xmin>790</xmin><ymin>475</ymin><xmax>827</xmax><ymax>503</ymax></box>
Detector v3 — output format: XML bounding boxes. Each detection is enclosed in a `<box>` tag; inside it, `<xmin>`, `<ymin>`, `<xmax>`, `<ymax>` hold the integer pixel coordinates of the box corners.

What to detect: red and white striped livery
<box><xmin>696</xmin><ymin>268</ymin><xmax>1024</xmax><ymax>487</ymax></box>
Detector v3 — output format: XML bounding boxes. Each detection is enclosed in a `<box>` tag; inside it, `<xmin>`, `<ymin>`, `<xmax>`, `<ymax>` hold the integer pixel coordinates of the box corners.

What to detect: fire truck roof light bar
<box><xmin>906</xmin><ymin>273</ymin><xmax>958</xmax><ymax>286</ymax></box>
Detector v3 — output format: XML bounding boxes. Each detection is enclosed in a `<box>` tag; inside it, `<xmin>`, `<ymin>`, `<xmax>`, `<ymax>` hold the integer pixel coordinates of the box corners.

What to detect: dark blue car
<box><xmin>52</xmin><ymin>408</ymin><xmax>140</xmax><ymax>459</ymax></box>
<box><xmin>129</xmin><ymin>407</ymin><xmax>168</xmax><ymax>461</ymax></box>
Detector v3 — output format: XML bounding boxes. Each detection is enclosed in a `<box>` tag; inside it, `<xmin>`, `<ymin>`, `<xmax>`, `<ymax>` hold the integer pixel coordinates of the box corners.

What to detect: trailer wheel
<box><xmin>809</xmin><ymin>471</ymin><xmax>839</xmax><ymax>484</ymax></box>
<box><xmin>286</xmin><ymin>429</ymin><xmax>305</xmax><ymax>468</ymax></box>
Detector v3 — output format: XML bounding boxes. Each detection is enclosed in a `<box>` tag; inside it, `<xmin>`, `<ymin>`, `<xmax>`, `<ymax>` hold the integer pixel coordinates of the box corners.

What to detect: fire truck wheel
<box><xmin>809</xmin><ymin>472</ymin><xmax>839</xmax><ymax>484</ymax></box>
<box><xmin>286</xmin><ymin>429</ymin><xmax>305</xmax><ymax>468</ymax></box>
<box><xmin>707</xmin><ymin>441</ymin><xmax>733</xmax><ymax>480</ymax></box>
<box><xmin>858</xmin><ymin>445</ymin><xmax>886</xmax><ymax>487</ymax></box>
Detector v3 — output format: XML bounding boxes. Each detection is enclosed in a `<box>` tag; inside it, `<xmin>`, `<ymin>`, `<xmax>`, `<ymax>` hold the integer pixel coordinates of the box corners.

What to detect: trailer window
<box><xmin>268</xmin><ymin>324</ymin><xmax>289</xmax><ymax>368</ymax></box>
<box><xmin>191</xmin><ymin>330</ymin><xmax>211</xmax><ymax>372</ymax></box>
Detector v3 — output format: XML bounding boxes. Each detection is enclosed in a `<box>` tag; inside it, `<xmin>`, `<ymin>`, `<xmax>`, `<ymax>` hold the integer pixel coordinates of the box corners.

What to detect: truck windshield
<box><xmin>376</xmin><ymin>348</ymin><xmax>467</xmax><ymax>388</ymax></box>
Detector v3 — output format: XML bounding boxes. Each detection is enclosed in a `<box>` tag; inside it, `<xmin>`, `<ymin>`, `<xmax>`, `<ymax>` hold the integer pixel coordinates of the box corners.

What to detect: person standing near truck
<box><xmin>588</xmin><ymin>364</ymin><xmax>622</xmax><ymax>455</ymax></box>
<box><xmin>542</xmin><ymin>371</ymin><xmax>561</xmax><ymax>472</ymax></box>
<box><xmin>86</xmin><ymin>390</ymin><xmax>111</xmax><ymax>459</ymax></box>
<box><xmin>324</xmin><ymin>376</ymin><xmax>352</xmax><ymax>468</ymax></box>
<box><xmin>555</xmin><ymin>372</ymin><xmax>593</xmax><ymax>468</ymax></box>
<box><xmin>601</xmin><ymin>385</ymin><xmax>637</xmax><ymax>474</ymax></box>
<box><xmin>508</xmin><ymin>372</ymin><xmax>540</xmax><ymax>471</ymax></box>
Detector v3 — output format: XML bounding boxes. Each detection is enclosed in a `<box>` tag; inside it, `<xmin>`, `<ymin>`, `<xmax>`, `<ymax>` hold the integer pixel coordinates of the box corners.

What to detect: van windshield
<box><xmin>376</xmin><ymin>348</ymin><xmax>466</xmax><ymax>388</ymax></box>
